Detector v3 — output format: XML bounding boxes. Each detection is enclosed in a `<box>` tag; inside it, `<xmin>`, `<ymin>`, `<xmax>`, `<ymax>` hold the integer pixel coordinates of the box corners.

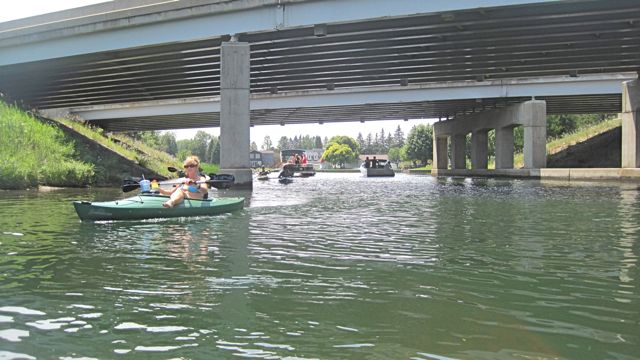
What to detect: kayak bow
<box><xmin>73</xmin><ymin>193</ymin><xmax>244</xmax><ymax>221</ymax></box>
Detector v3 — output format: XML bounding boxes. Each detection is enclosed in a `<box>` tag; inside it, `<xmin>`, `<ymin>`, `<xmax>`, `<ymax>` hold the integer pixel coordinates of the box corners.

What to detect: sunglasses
<box><xmin>183</xmin><ymin>164</ymin><xmax>198</xmax><ymax>169</ymax></box>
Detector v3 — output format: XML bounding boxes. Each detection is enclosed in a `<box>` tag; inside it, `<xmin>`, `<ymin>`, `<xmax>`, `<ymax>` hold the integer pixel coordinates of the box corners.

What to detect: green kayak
<box><xmin>73</xmin><ymin>193</ymin><xmax>244</xmax><ymax>221</ymax></box>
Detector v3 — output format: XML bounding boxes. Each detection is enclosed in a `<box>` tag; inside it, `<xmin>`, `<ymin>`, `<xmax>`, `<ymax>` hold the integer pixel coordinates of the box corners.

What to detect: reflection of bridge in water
<box><xmin>1</xmin><ymin>0</ymin><xmax>639</xmax><ymax>187</ymax></box>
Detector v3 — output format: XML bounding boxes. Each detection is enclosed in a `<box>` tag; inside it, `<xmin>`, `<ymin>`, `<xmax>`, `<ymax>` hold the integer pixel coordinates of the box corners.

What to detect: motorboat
<box><xmin>360</xmin><ymin>159</ymin><xmax>395</xmax><ymax>177</ymax></box>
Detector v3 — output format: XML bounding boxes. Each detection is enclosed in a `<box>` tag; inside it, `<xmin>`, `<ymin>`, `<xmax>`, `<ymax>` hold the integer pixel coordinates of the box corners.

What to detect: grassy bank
<box><xmin>513</xmin><ymin>117</ymin><xmax>621</xmax><ymax>168</ymax></box>
<box><xmin>56</xmin><ymin>118</ymin><xmax>177</xmax><ymax>178</ymax></box>
<box><xmin>1</xmin><ymin>100</ymin><xmax>221</xmax><ymax>189</ymax></box>
<box><xmin>0</xmin><ymin>102</ymin><xmax>94</xmax><ymax>189</ymax></box>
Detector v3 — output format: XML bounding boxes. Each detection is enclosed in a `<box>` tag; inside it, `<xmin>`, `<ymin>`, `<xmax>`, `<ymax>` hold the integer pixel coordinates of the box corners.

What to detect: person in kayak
<box><xmin>161</xmin><ymin>155</ymin><xmax>209</xmax><ymax>208</ymax></box>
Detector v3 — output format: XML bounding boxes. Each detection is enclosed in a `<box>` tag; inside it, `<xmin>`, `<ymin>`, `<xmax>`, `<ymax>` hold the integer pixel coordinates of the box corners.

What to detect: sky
<box><xmin>1</xmin><ymin>0</ymin><xmax>434</xmax><ymax>144</ymax></box>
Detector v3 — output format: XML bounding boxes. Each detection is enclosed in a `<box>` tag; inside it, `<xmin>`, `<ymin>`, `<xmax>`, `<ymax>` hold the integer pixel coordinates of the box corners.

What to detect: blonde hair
<box><xmin>183</xmin><ymin>155</ymin><xmax>200</xmax><ymax>168</ymax></box>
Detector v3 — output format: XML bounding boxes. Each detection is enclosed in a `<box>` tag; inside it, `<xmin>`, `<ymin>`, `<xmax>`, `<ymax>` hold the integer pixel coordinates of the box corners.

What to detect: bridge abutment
<box><xmin>622</xmin><ymin>79</ymin><xmax>640</xmax><ymax>168</ymax></box>
<box><xmin>220</xmin><ymin>41</ymin><xmax>252</xmax><ymax>189</ymax></box>
<box><xmin>433</xmin><ymin>100</ymin><xmax>547</xmax><ymax>173</ymax></box>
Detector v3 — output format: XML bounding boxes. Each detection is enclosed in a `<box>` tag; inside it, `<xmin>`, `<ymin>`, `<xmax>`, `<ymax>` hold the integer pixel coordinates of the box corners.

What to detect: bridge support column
<box><xmin>451</xmin><ymin>134</ymin><xmax>467</xmax><ymax>169</ymax></box>
<box><xmin>522</xmin><ymin>100</ymin><xmax>547</xmax><ymax>169</ymax></box>
<box><xmin>220</xmin><ymin>41</ymin><xmax>252</xmax><ymax>189</ymax></box>
<box><xmin>433</xmin><ymin>100</ymin><xmax>546</xmax><ymax>173</ymax></box>
<box><xmin>471</xmin><ymin>130</ymin><xmax>488</xmax><ymax>169</ymax></box>
<box><xmin>495</xmin><ymin>126</ymin><xmax>514</xmax><ymax>169</ymax></box>
<box><xmin>622</xmin><ymin>79</ymin><xmax>640</xmax><ymax>168</ymax></box>
<box><xmin>433</xmin><ymin>136</ymin><xmax>449</xmax><ymax>169</ymax></box>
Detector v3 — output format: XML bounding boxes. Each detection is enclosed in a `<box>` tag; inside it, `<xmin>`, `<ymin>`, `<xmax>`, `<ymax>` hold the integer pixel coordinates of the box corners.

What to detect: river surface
<box><xmin>0</xmin><ymin>173</ymin><xmax>638</xmax><ymax>359</ymax></box>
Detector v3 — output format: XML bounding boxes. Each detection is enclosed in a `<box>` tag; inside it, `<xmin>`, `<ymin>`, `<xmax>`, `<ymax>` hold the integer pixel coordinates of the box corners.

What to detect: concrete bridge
<box><xmin>0</xmin><ymin>0</ymin><xmax>639</xmax><ymax>187</ymax></box>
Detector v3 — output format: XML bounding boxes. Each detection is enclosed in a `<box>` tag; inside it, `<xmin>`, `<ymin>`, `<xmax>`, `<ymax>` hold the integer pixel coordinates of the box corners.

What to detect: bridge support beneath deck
<box><xmin>433</xmin><ymin>100</ymin><xmax>547</xmax><ymax>174</ymax></box>
<box><xmin>219</xmin><ymin>41</ymin><xmax>252</xmax><ymax>189</ymax></box>
<box><xmin>622</xmin><ymin>79</ymin><xmax>640</xmax><ymax>168</ymax></box>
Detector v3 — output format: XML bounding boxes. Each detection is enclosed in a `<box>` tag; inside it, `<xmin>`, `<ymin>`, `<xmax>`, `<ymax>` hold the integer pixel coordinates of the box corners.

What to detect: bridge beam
<box><xmin>622</xmin><ymin>79</ymin><xmax>640</xmax><ymax>168</ymax></box>
<box><xmin>220</xmin><ymin>41</ymin><xmax>252</xmax><ymax>189</ymax></box>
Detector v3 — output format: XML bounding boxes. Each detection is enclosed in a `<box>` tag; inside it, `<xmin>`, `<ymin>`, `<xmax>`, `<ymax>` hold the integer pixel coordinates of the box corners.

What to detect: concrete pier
<box><xmin>495</xmin><ymin>126</ymin><xmax>514</xmax><ymax>170</ymax></box>
<box><xmin>433</xmin><ymin>100</ymin><xmax>547</xmax><ymax>173</ymax></box>
<box><xmin>219</xmin><ymin>41</ymin><xmax>252</xmax><ymax>189</ymax></box>
<box><xmin>471</xmin><ymin>130</ymin><xmax>488</xmax><ymax>169</ymax></box>
<box><xmin>433</xmin><ymin>136</ymin><xmax>449</xmax><ymax>170</ymax></box>
<box><xmin>622</xmin><ymin>79</ymin><xmax>640</xmax><ymax>168</ymax></box>
<box><xmin>451</xmin><ymin>134</ymin><xmax>466</xmax><ymax>169</ymax></box>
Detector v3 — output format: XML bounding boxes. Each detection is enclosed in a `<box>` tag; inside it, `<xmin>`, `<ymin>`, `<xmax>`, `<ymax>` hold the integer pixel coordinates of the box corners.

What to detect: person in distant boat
<box><xmin>371</xmin><ymin>156</ymin><xmax>378</xmax><ymax>168</ymax></box>
<box><xmin>279</xmin><ymin>163</ymin><xmax>295</xmax><ymax>178</ymax></box>
<box><xmin>162</xmin><ymin>155</ymin><xmax>209</xmax><ymax>208</ymax></box>
<box><xmin>295</xmin><ymin>154</ymin><xmax>302</xmax><ymax>166</ymax></box>
<box><xmin>364</xmin><ymin>156</ymin><xmax>371</xmax><ymax>168</ymax></box>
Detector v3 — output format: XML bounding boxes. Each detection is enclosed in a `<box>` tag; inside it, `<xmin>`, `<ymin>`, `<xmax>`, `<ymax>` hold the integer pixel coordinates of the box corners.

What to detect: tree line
<box><xmin>129</xmin><ymin>130</ymin><xmax>220</xmax><ymax>164</ymax></box>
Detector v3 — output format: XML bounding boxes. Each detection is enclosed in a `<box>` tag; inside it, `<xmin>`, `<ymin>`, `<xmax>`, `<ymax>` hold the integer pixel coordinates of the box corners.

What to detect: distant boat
<box><xmin>280</xmin><ymin>149</ymin><xmax>316</xmax><ymax>177</ymax></box>
<box><xmin>360</xmin><ymin>160</ymin><xmax>395</xmax><ymax>177</ymax></box>
<box><xmin>256</xmin><ymin>169</ymin><xmax>270</xmax><ymax>180</ymax></box>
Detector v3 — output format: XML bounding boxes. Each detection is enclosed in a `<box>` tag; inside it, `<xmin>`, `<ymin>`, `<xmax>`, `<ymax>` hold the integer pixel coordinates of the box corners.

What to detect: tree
<box><xmin>365</xmin><ymin>133</ymin><xmax>373</xmax><ymax>154</ymax></box>
<box><xmin>314</xmin><ymin>136</ymin><xmax>323</xmax><ymax>149</ymax></box>
<box><xmin>388</xmin><ymin>147</ymin><xmax>402</xmax><ymax>167</ymax></box>
<box><xmin>250</xmin><ymin>141</ymin><xmax>258</xmax><ymax>152</ymax></box>
<box><xmin>403</xmin><ymin>124</ymin><xmax>433</xmax><ymax>166</ymax></box>
<box><xmin>193</xmin><ymin>131</ymin><xmax>212</xmax><ymax>160</ymax></box>
<box><xmin>159</xmin><ymin>132</ymin><xmax>178</xmax><ymax>155</ymax></box>
<box><xmin>325</xmin><ymin>135</ymin><xmax>360</xmax><ymax>157</ymax></box>
<box><xmin>277</xmin><ymin>136</ymin><xmax>290</xmax><ymax>150</ymax></box>
<box><xmin>262</xmin><ymin>135</ymin><xmax>273</xmax><ymax>150</ymax></box>
<box><xmin>211</xmin><ymin>139</ymin><xmax>220</xmax><ymax>164</ymax></box>
<box><xmin>321</xmin><ymin>143</ymin><xmax>356</xmax><ymax>168</ymax></box>
<box><xmin>356</xmin><ymin>133</ymin><xmax>365</xmax><ymax>153</ymax></box>
<box><xmin>393</xmin><ymin>125</ymin><xmax>405</xmax><ymax>148</ymax></box>
<box><xmin>206</xmin><ymin>137</ymin><xmax>218</xmax><ymax>163</ymax></box>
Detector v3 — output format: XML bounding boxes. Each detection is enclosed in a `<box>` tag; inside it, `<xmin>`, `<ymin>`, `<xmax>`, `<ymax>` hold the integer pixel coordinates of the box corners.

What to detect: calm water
<box><xmin>0</xmin><ymin>173</ymin><xmax>638</xmax><ymax>359</ymax></box>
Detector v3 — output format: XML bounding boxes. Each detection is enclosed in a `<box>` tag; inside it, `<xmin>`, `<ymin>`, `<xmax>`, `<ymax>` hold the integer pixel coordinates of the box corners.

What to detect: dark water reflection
<box><xmin>0</xmin><ymin>173</ymin><xmax>638</xmax><ymax>359</ymax></box>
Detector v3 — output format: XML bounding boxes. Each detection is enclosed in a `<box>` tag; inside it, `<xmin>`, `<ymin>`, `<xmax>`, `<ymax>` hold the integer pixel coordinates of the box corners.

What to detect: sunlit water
<box><xmin>0</xmin><ymin>173</ymin><xmax>638</xmax><ymax>359</ymax></box>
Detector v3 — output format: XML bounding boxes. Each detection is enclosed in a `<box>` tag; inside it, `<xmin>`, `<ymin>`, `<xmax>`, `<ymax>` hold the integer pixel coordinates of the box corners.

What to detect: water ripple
<box><xmin>0</xmin><ymin>175</ymin><xmax>638</xmax><ymax>358</ymax></box>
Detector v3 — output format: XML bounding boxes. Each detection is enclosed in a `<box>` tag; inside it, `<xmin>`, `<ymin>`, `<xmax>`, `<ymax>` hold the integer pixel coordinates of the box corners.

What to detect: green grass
<box><xmin>56</xmin><ymin>118</ymin><xmax>176</xmax><ymax>179</ymax></box>
<box><xmin>545</xmin><ymin>117</ymin><xmax>621</xmax><ymax>155</ymax></box>
<box><xmin>200</xmin><ymin>163</ymin><xmax>220</xmax><ymax>174</ymax></box>
<box><xmin>1</xmin><ymin>100</ymin><xmax>195</xmax><ymax>189</ymax></box>
<box><xmin>0</xmin><ymin>101</ymin><xmax>94</xmax><ymax>189</ymax></box>
<box><xmin>513</xmin><ymin>117</ymin><xmax>621</xmax><ymax>168</ymax></box>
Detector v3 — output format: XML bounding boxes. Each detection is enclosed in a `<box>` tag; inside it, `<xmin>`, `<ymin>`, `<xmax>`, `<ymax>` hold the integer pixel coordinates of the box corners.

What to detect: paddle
<box><xmin>122</xmin><ymin>175</ymin><xmax>236</xmax><ymax>192</ymax></box>
<box><xmin>164</xmin><ymin>166</ymin><xmax>236</xmax><ymax>190</ymax></box>
<box><xmin>167</xmin><ymin>166</ymin><xmax>185</xmax><ymax>178</ymax></box>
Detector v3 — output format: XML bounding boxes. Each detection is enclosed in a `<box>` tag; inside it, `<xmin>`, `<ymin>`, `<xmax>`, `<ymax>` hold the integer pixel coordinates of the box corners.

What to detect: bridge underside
<box><xmin>1</xmin><ymin>0</ymin><xmax>639</xmax><ymax>131</ymax></box>
<box><xmin>77</xmin><ymin>93</ymin><xmax>623</xmax><ymax>132</ymax></box>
